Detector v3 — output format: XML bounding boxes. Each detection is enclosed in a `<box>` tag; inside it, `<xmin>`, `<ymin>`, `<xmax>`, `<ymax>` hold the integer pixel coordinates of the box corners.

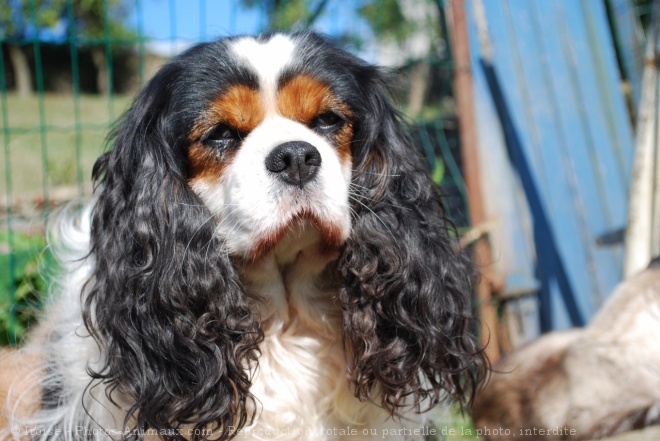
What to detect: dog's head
<box><xmin>85</xmin><ymin>32</ymin><xmax>484</xmax><ymax>439</ymax></box>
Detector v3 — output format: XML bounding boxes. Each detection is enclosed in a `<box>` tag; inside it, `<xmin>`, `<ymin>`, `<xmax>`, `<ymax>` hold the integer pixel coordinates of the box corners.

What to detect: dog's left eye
<box><xmin>204</xmin><ymin>124</ymin><xmax>241</xmax><ymax>149</ymax></box>
<box><xmin>310</xmin><ymin>111</ymin><xmax>343</xmax><ymax>131</ymax></box>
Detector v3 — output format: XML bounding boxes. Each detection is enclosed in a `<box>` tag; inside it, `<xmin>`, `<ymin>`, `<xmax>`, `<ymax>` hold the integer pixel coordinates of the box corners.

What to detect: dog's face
<box><xmin>186</xmin><ymin>35</ymin><xmax>353</xmax><ymax>260</ymax></box>
<box><xmin>86</xmin><ymin>32</ymin><xmax>484</xmax><ymax>438</ymax></box>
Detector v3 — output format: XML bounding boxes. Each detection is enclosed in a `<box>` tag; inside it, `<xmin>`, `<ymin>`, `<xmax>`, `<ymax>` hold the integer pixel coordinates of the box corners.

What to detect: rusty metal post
<box><xmin>447</xmin><ymin>0</ymin><xmax>500</xmax><ymax>363</ymax></box>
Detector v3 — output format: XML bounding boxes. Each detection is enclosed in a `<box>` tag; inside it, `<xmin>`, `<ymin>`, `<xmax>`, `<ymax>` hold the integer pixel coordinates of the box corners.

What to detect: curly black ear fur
<box><xmin>84</xmin><ymin>58</ymin><xmax>262</xmax><ymax>441</ymax></box>
<box><xmin>338</xmin><ymin>72</ymin><xmax>486</xmax><ymax>413</ymax></box>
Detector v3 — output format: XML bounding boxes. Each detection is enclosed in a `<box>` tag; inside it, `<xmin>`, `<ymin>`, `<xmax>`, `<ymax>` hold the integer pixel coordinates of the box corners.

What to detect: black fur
<box><xmin>84</xmin><ymin>40</ymin><xmax>263</xmax><ymax>441</ymax></box>
<box><xmin>335</xmin><ymin>65</ymin><xmax>485</xmax><ymax>413</ymax></box>
<box><xmin>81</xmin><ymin>32</ymin><xmax>484</xmax><ymax>440</ymax></box>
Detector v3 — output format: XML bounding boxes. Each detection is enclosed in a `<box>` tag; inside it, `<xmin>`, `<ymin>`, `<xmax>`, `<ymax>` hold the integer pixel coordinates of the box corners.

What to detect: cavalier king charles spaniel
<box><xmin>1</xmin><ymin>32</ymin><xmax>484</xmax><ymax>440</ymax></box>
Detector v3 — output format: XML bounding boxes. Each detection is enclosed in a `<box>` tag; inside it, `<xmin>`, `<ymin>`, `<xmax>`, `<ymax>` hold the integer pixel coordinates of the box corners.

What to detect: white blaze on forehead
<box><xmin>230</xmin><ymin>34</ymin><xmax>296</xmax><ymax>110</ymax></box>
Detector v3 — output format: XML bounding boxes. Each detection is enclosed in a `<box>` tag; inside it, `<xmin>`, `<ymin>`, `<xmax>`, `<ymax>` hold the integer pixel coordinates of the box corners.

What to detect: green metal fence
<box><xmin>0</xmin><ymin>0</ymin><xmax>466</xmax><ymax>345</ymax></box>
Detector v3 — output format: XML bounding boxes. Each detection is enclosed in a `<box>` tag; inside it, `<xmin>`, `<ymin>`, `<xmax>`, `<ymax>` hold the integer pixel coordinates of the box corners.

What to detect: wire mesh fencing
<box><xmin>0</xmin><ymin>0</ymin><xmax>466</xmax><ymax>345</ymax></box>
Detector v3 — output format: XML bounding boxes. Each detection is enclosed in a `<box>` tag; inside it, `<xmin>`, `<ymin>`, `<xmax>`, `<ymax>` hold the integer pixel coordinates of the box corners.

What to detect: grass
<box><xmin>433</xmin><ymin>406</ymin><xmax>480</xmax><ymax>440</ymax></box>
<box><xmin>0</xmin><ymin>93</ymin><xmax>132</xmax><ymax>199</ymax></box>
<box><xmin>0</xmin><ymin>231</ymin><xmax>53</xmax><ymax>345</ymax></box>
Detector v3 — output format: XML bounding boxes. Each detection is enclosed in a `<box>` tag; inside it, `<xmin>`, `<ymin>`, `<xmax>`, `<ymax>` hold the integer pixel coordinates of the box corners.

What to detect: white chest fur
<box><xmin>236</xmin><ymin>232</ymin><xmax>387</xmax><ymax>440</ymax></box>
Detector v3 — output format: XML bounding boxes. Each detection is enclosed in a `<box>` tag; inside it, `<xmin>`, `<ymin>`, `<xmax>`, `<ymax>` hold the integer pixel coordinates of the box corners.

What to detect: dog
<box><xmin>472</xmin><ymin>257</ymin><xmax>660</xmax><ymax>440</ymax></box>
<box><xmin>0</xmin><ymin>32</ymin><xmax>485</xmax><ymax>440</ymax></box>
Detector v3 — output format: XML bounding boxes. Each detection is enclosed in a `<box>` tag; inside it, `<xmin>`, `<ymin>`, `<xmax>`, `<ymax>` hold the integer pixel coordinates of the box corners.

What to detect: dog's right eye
<box><xmin>204</xmin><ymin>124</ymin><xmax>242</xmax><ymax>150</ymax></box>
<box><xmin>310</xmin><ymin>111</ymin><xmax>344</xmax><ymax>132</ymax></box>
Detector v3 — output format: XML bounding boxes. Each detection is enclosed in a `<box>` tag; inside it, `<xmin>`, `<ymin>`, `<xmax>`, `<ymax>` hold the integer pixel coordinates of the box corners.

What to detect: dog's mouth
<box><xmin>242</xmin><ymin>209</ymin><xmax>347</xmax><ymax>263</ymax></box>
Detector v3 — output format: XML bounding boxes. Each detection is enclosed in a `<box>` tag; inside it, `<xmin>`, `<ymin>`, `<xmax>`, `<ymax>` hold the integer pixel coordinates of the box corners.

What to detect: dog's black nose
<box><xmin>265</xmin><ymin>141</ymin><xmax>322</xmax><ymax>187</ymax></box>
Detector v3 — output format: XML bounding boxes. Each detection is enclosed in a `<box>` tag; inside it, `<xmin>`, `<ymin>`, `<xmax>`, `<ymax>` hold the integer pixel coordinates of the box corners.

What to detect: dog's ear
<box><xmin>84</xmin><ymin>60</ymin><xmax>262</xmax><ymax>439</ymax></box>
<box><xmin>338</xmin><ymin>72</ymin><xmax>486</xmax><ymax>413</ymax></box>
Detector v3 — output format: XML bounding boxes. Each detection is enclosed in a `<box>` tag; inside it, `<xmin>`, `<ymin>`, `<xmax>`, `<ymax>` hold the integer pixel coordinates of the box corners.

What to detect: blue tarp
<box><xmin>467</xmin><ymin>0</ymin><xmax>636</xmax><ymax>337</ymax></box>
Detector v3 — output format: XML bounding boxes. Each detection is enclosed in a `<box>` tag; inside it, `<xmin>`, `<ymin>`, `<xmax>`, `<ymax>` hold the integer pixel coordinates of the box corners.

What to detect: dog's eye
<box><xmin>311</xmin><ymin>111</ymin><xmax>343</xmax><ymax>131</ymax></box>
<box><xmin>204</xmin><ymin>124</ymin><xmax>241</xmax><ymax>149</ymax></box>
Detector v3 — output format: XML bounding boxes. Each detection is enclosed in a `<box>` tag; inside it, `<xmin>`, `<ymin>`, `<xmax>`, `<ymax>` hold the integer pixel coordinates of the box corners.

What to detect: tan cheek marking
<box><xmin>187</xmin><ymin>142</ymin><xmax>237</xmax><ymax>182</ymax></box>
<box><xmin>334</xmin><ymin>122</ymin><xmax>353</xmax><ymax>163</ymax></box>
<box><xmin>187</xmin><ymin>84</ymin><xmax>264</xmax><ymax>182</ymax></box>
<box><xmin>277</xmin><ymin>74</ymin><xmax>354</xmax><ymax>164</ymax></box>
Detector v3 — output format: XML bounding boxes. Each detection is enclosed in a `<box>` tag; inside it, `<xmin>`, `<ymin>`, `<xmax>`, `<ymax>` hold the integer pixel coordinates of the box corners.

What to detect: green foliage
<box><xmin>0</xmin><ymin>0</ymin><xmax>67</xmax><ymax>39</ymax></box>
<box><xmin>71</xmin><ymin>0</ymin><xmax>136</xmax><ymax>41</ymax></box>
<box><xmin>359</xmin><ymin>0</ymin><xmax>412</xmax><ymax>43</ymax></box>
<box><xmin>0</xmin><ymin>232</ymin><xmax>52</xmax><ymax>346</ymax></box>
<box><xmin>240</xmin><ymin>0</ymin><xmax>329</xmax><ymax>30</ymax></box>
<box><xmin>0</xmin><ymin>0</ymin><xmax>134</xmax><ymax>41</ymax></box>
<box><xmin>360</xmin><ymin>0</ymin><xmax>446</xmax><ymax>49</ymax></box>
<box><xmin>431</xmin><ymin>156</ymin><xmax>445</xmax><ymax>185</ymax></box>
<box><xmin>270</xmin><ymin>0</ymin><xmax>310</xmax><ymax>30</ymax></box>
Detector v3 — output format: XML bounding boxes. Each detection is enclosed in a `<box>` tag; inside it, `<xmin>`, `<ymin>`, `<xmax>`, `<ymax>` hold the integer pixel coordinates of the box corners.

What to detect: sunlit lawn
<box><xmin>0</xmin><ymin>93</ymin><xmax>132</xmax><ymax>199</ymax></box>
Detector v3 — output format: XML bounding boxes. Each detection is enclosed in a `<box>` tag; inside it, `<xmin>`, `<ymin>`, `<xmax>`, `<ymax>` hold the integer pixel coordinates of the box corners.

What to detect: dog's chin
<box><xmin>240</xmin><ymin>211</ymin><xmax>347</xmax><ymax>265</ymax></box>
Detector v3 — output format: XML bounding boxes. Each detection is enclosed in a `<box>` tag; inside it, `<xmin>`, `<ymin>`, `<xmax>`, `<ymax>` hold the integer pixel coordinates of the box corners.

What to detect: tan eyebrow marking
<box><xmin>190</xmin><ymin>84</ymin><xmax>265</xmax><ymax>141</ymax></box>
<box><xmin>277</xmin><ymin>74</ymin><xmax>353</xmax><ymax>162</ymax></box>
<box><xmin>187</xmin><ymin>84</ymin><xmax>265</xmax><ymax>182</ymax></box>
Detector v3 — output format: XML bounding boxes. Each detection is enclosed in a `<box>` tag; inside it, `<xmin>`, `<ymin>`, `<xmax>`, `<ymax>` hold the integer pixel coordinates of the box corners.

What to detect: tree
<box><xmin>241</xmin><ymin>0</ymin><xmax>330</xmax><ymax>31</ymax></box>
<box><xmin>0</xmin><ymin>0</ymin><xmax>66</xmax><ymax>96</ymax></box>
<box><xmin>70</xmin><ymin>0</ymin><xmax>134</xmax><ymax>95</ymax></box>
<box><xmin>360</xmin><ymin>0</ymin><xmax>447</xmax><ymax>118</ymax></box>
<box><xmin>0</xmin><ymin>0</ymin><xmax>133</xmax><ymax>96</ymax></box>
<box><xmin>359</xmin><ymin>0</ymin><xmax>414</xmax><ymax>44</ymax></box>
